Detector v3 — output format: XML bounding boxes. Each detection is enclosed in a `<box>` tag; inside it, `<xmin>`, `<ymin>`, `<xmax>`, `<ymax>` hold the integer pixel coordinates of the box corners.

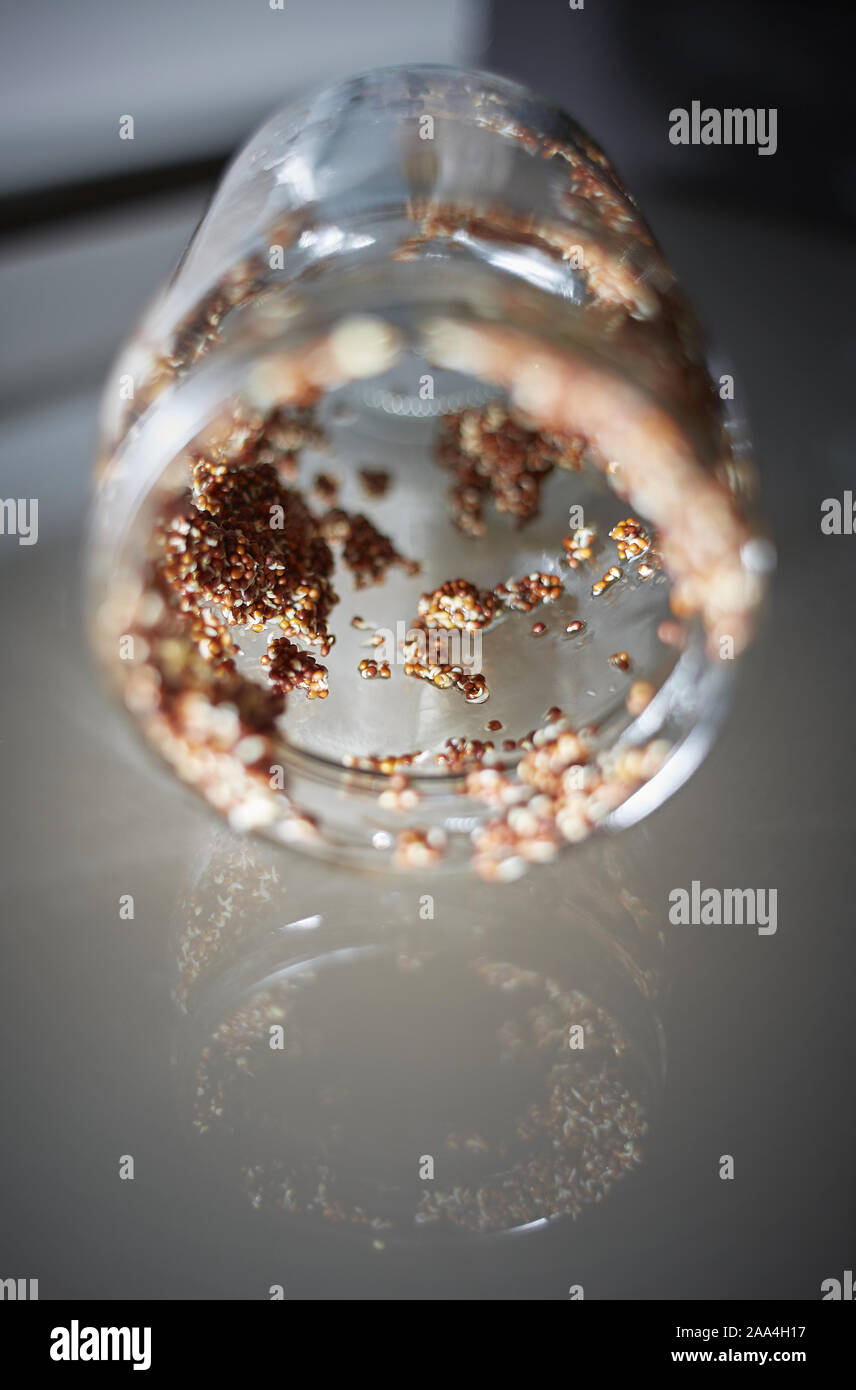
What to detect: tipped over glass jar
<box><xmin>90</xmin><ymin>65</ymin><xmax>773</xmax><ymax>878</ymax></box>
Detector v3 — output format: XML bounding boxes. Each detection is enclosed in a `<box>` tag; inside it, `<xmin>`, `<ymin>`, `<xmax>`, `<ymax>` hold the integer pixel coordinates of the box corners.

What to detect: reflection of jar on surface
<box><xmin>174</xmin><ymin>827</ymin><xmax>665</xmax><ymax>1242</ymax></box>
<box><xmin>90</xmin><ymin>65</ymin><xmax>772</xmax><ymax>877</ymax></box>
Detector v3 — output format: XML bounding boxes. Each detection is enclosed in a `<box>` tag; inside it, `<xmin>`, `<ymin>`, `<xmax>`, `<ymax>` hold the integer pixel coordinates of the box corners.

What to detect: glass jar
<box><xmin>89</xmin><ymin>64</ymin><xmax>772</xmax><ymax>877</ymax></box>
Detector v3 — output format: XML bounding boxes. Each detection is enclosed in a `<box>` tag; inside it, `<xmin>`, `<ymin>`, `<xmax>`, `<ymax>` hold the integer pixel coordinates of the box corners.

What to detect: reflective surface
<box><xmin>1</xmin><ymin>188</ymin><xmax>853</xmax><ymax>1299</ymax></box>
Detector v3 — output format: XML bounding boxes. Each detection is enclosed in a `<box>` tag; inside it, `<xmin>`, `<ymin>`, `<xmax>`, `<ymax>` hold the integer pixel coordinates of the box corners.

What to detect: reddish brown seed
<box><xmin>608</xmin><ymin>651</ymin><xmax>631</xmax><ymax>672</ymax></box>
<box><xmin>532</xmin><ymin>621</ymin><xmax>547</xmax><ymax>636</ymax></box>
<box><xmin>359</xmin><ymin>468</ymin><xmax>391</xmax><ymax>498</ymax></box>
<box><xmin>313</xmin><ymin>472</ymin><xmax>339</xmax><ymax>504</ymax></box>
<box><xmin>486</xmin><ymin>719</ymin><xmax>503</xmax><ymax>732</ymax></box>
<box><xmin>566</xmin><ymin>619</ymin><xmax>586</xmax><ymax>636</ymax></box>
<box><xmin>544</xmin><ymin>706</ymin><xmax>562</xmax><ymax>722</ymax></box>
<box><xmin>417</xmin><ymin>578</ymin><xmax>499</xmax><ymax>632</ymax></box>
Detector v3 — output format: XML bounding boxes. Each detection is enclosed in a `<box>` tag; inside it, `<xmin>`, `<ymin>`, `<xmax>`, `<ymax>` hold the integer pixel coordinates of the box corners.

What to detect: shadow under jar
<box><xmin>90</xmin><ymin>64</ymin><xmax>773</xmax><ymax>878</ymax></box>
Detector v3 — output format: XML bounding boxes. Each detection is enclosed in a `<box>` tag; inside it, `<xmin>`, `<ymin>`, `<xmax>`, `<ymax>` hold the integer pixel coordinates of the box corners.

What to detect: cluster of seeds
<box><xmin>185</xmin><ymin>403</ymin><xmax>327</xmax><ymax>486</ymax></box>
<box><xmin>402</xmin><ymin>634</ymin><xmax>490</xmax><ymax>704</ymax></box>
<box><xmin>416</xmin><ymin>578</ymin><xmax>499</xmax><ymax>631</ymax></box>
<box><xmin>120</xmin><ymin>586</ymin><xmax>291</xmax><ymax>839</ymax></box>
<box><xmin>437</xmin><ymin>402</ymin><xmax>585</xmax><ymax>534</ymax></box>
<box><xmin>393</xmin><ymin>827</ymin><xmax>448</xmax><ymax>869</ymax></box>
<box><xmin>467</xmin><ymin>727</ymin><xmax>672</xmax><ymax>880</ymax></box>
<box><xmin>397</xmin><ymin>580</ymin><xmax>495</xmax><ymax>703</ymax></box>
<box><xmin>608</xmin><ymin>516</ymin><xmax>661</xmax><ymax>583</ymax></box>
<box><xmin>429</xmin><ymin>662</ymin><xmax>487</xmax><ymax>703</ymax></box>
<box><xmin>344</xmin><ymin>707</ymin><xmax>579</xmax><ymax>776</ymax></box>
<box><xmin>469</xmin><ymin>792</ymin><xmax>564</xmax><ymax>876</ymax></box>
<box><xmin>358</xmin><ymin>657</ymin><xmax>392</xmax><ymax>680</ymax></box>
<box><xmin>221</xmin><ymin>405</ymin><xmax>327</xmax><ymax>482</ymax></box>
<box><xmin>156</xmin><ymin>456</ymin><xmax>338</xmax><ymax>655</ymax></box>
<box><xmin>562</xmin><ymin>524</ymin><xmax>598</xmax><ymax>568</ymax></box>
<box><xmin>402</xmin><ymin>568</ymin><xmax>569</xmax><ymax>704</ymax></box>
<box><xmin>166</xmin><ymin>260</ymin><xmax>264</xmax><ymax>369</ymax></box>
<box><xmin>261</xmin><ymin>636</ymin><xmax>329</xmax><ymax>699</ymax></box>
<box><xmin>591</xmin><ymin>564</ymin><xmax>623</xmax><ymax>598</ymax></box>
<box><xmin>181</xmin><ymin>604</ymin><xmax>242</xmax><ymax>675</ymax></box>
<box><xmin>495</xmin><ymin>570</ymin><xmax>564</xmax><ymax>612</ymax></box>
<box><xmin>317</xmin><ymin>507</ymin><xmax>351</xmax><ymax>543</ymax></box>
<box><xmin>435</xmin><ymin>737</ymin><xmax>497</xmax><ymax>772</ymax></box>
<box><xmin>609</xmin><ymin>516</ymin><xmax>649</xmax><ymax>561</ymax></box>
<box><xmin>319</xmin><ymin>508</ymin><xmax>418</xmax><ymax>589</ymax></box>
<box><xmin>343</xmin><ymin>750</ymin><xmax>423</xmax><ymax>773</ymax></box>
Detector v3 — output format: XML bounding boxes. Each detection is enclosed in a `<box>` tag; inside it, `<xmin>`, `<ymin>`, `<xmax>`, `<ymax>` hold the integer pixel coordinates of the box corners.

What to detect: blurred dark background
<box><xmin>4</xmin><ymin>0</ymin><xmax>852</xmax><ymax>232</ymax></box>
<box><xmin>1</xmin><ymin>0</ymin><xmax>854</xmax><ymax>1300</ymax></box>
<box><xmin>493</xmin><ymin>0</ymin><xmax>856</xmax><ymax>232</ymax></box>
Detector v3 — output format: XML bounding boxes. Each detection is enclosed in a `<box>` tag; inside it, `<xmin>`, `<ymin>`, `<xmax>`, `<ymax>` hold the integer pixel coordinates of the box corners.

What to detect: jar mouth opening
<box><xmin>91</xmin><ymin>383</ymin><xmax>745</xmax><ymax>873</ymax></box>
